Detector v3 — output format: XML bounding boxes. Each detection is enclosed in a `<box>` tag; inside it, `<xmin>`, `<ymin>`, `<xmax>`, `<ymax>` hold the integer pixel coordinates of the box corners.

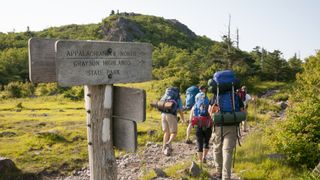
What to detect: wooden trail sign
<box><xmin>28</xmin><ymin>38</ymin><xmax>57</xmax><ymax>83</ymax></box>
<box><xmin>112</xmin><ymin>86</ymin><xmax>146</xmax><ymax>152</ymax></box>
<box><xmin>29</xmin><ymin>38</ymin><xmax>152</xmax><ymax>180</ymax></box>
<box><xmin>55</xmin><ymin>40</ymin><xmax>152</xmax><ymax>87</ymax></box>
<box><xmin>113</xmin><ymin>86</ymin><xmax>146</xmax><ymax>122</ymax></box>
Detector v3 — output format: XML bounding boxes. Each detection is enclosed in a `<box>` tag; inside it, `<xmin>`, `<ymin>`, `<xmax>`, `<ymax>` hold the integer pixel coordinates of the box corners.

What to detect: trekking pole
<box><xmin>233</xmin><ymin>144</ymin><xmax>236</xmax><ymax>168</ymax></box>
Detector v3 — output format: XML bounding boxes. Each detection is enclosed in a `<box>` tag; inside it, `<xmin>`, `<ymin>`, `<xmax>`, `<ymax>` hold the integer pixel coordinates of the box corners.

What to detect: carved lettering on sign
<box><xmin>55</xmin><ymin>40</ymin><xmax>152</xmax><ymax>86</ymax></box>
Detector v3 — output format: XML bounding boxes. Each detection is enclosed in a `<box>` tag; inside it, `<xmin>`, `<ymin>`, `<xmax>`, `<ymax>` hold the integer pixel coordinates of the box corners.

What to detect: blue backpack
<box><xmin>217</xmin><ymin>92</ymin><xmax>240</xmax><ymax>112</ymax></box>
<box><xmin>185</xmin><ymin>86</ymin><xmax>200</xmax><ymax>110</ymax></box>
<box><xmin>208</xmin><ymin>70</ymin><xmax>240</xmax><ymax>94</ymax></box>
<box><xmin>194</xmin><ymin>92</ymin><xmax>209</xmax><ymax>117</ymax></box>
<box><xmin>159</xmin><ymin>87</ymin><xmax>180</xmax><ymax>114</ymax></box>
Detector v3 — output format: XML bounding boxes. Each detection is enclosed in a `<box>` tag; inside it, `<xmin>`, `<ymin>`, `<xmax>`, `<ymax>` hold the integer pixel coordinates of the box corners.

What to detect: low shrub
<box><xmin>3</xmin><ymin>81</ymin><xmax>35</xmax><ymax>98</ymax></box>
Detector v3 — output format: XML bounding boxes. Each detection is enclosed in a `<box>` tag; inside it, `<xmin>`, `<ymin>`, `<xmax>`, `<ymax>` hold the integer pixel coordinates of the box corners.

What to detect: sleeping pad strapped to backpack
<box><xmin>185</xmin><ymin>85</ymin><xmax>200</xmax><ymax>110</ymax></box>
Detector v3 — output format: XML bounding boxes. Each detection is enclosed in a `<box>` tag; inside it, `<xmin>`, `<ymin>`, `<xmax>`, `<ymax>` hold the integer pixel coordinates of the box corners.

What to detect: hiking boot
<box><xmin>212</xmin><ymin>172</ymin><xmax>222</xmax><ymax>178</ymax></box>
<box><xmin>185</xmin><ymin>139</ymin><xmax>192</xmax><ymax>144</ymax></box>
<box><xmin>163</xmin><ymin>144</ymin><xmax>171</xmax><ymax>156</ymax></box>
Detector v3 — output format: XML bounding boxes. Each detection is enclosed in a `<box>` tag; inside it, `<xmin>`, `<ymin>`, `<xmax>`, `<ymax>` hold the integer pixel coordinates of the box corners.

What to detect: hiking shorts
<box><xmin>196</xmin><ymin>127</ymin><xmax>212</xmax><ymax>152</ymax></box>
<box><xmin>161</xmin><ymin>113</ymin><xmax>178</xmax><ymax>133</ymax></box>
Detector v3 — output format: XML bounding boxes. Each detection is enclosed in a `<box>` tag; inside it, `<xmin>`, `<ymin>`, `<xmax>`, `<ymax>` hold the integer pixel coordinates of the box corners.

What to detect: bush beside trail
<box><xmin>267</xmin><ymin>51</ymin><xmax>320</xmax><ymax>169</ymax></box>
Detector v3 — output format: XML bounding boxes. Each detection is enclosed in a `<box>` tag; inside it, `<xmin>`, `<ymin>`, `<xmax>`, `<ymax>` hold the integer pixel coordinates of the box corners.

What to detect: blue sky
<box><xmin>1</xmin><ymin>0</ymin><xmax>319</xmax><ymax>59</ymax></box>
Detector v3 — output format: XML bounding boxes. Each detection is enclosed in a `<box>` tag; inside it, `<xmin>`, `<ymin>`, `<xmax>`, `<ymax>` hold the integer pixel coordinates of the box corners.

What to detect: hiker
<box><xmin>208</xmin><ymin>70</ymin><xmax>246</xmax><ymax>179</ymax></box>
<box><xmin>185</xmin><ymin>86</ymin><xmax>201</xmax><ymax>144</ymax></box>
<box><xmin>189</xmin><ymin>85</ymin><xmax>213</xmax><ymax>163</ymax></box>
<box><xmin>237</xmin><ymin>86</ymin><xmax>253</xmax><ymax>132</ymax></box>
<box><xmin>160</xmin><ymin>87</ymin><xmax>185</xmax><ymax>156</ymax></box>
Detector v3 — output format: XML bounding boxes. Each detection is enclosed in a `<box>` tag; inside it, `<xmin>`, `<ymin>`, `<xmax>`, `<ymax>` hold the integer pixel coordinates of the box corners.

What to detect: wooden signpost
<box><xmin>28</xmin><ymin>38</ymin><xmax>152</xmax><ymax>180</ymax></box>
<box><xmin>28</xmin><ymin>38</ymin><xmax>57</xmax><ymax>83</ymax></box>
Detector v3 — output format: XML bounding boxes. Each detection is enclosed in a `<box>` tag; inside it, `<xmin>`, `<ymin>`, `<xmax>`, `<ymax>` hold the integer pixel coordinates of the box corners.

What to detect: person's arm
<box><xmin>179</xmin><ymin>110</ymin><xmax>185</xmax><ymax>123</ymax></box>
<box><xmin>208</xmin><ymin>96</ymin><xmax>216</xmax><ymax>116</ymax></box>
<box><xmin>178</xmin><ymin>99</ymin><xmax>185</xmax><ymax>123</ymax></box>
<box><xmin>238</xmin><ymin>96</ymin><xmax>245</xmax><ymax>112</ymax></box>
<box><xmin>246</xmin><ymin>94</ymin><xmax>252</xmax><ymax>102</ymax></box>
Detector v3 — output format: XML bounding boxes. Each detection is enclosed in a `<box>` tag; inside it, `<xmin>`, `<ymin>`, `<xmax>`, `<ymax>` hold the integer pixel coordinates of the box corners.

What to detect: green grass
<box><xmin>250</xmin><ymin>81</ymin><xmax>287</xmax><ymax>95</ymax></box>
<box><xmin>234</xmin><ymin>123</ymin><xmax>310</xmax><ymax>180</ymax></box>
<box><xmin>0</xmin><ymin>96</ymin><xmax>87</xmax><ymax>175</ymax></box>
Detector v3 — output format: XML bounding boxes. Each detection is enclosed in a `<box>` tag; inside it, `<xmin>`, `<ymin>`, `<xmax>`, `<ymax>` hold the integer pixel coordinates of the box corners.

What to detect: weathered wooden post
<box><xmin>29</xmin><ymin>38</ymin><xmax>152</xmax><ymax>180</ymax></box>
<box><xmin>84</xmin><ymin>85</ymin><xmax>116</xmax><ymax>179</ymax></box>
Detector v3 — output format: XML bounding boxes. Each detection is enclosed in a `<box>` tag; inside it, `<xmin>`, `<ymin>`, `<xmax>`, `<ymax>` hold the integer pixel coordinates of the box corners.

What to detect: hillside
<box><xmin>0</xmin><ymin>12</ymin><xmax>302</xmax><ymax>91</ymax></box>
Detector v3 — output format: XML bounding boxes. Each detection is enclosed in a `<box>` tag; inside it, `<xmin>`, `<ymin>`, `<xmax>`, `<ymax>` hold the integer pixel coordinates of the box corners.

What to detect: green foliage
<box><xmin>37</xmin><ymin>24</ymin><xmax>103</xmax><ymax>40</ymax></box>
<box><xmin>34</xmin><ymin>83</ymin><xmax>67</xmax><ymax>96</ymax></box>
<box><xmin>62</xmin><ymin>86</ymin><xmax>84</xmax><ymax>100</ymax></box>
<box><xmin>2</xmin><ymin>81</ymin><xmax>35</xmax><ymax>98</ymax></box>
<box><xmin>0</xmin><ymin>32</ymin><xmax>31</xmax><ymax>51</ymax></box>
<box><xmin>288</xmin><ymin>54</ymin><xmax>303</xmax><ymax>79</ymax></box>
<box><xmin>0</xmin><ymin>48</ymin><xmax>28</xmax><ymax>85</ymax></box>
<box><xmin>267</xmin><ymin>51</ymin><xmax>320</xmax><ymax>169</ymax></box>
<box><xmin>250</xmin><ymin>47</ymin><xmax>302</xmax><ymax>82</ymax></box>
<box><xmin>272</xmin><ymin>93</ymin><xmax>289</xmax><ymax>102</ymax></box>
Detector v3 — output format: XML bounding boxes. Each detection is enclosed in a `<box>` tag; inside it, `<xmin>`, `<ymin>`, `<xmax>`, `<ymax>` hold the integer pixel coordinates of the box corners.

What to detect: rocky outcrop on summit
<box><xmin>101</xmin><ymin>13</ymin><xmax>197</xmax><ymax>42</ymax></box>
<box><xmin>102</xmin><ymin>17</ymin><xmax>145</xmax><ymax>42</ymax></box>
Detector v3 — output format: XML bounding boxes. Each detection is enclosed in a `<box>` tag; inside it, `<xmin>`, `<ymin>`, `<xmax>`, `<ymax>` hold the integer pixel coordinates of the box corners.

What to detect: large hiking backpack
<box><xmin>218</xmin><ymin>92</ymin><xmax>240</xmax><ymax>112</ymax></box>
<box><xmin>185</xmin><ymin>86</ymin><xmax>200</xmax><ymax>110</ymax></box>
<box><xmin>155</xmin><ymin>87</ymin><xmax>180</xmax><ymax>114</ymax></box>
<box><xmin>191</xmin><ymin>92</ymin><xmax>213</xmax><ymax>128</ymax></box>
<box><xmin>193</xmin><ymin>92</ymin><xmax>210</xmax><ymax>116</ymax></box>
<box><xmin>209</xmin><ymin>70</ymin><xmax>246</xmax><ymax>125</ymax></box>
<box><xmin>208</xmin><ymin>70</ymin><xmax>240</xmax><ymax>94</ymax></box>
